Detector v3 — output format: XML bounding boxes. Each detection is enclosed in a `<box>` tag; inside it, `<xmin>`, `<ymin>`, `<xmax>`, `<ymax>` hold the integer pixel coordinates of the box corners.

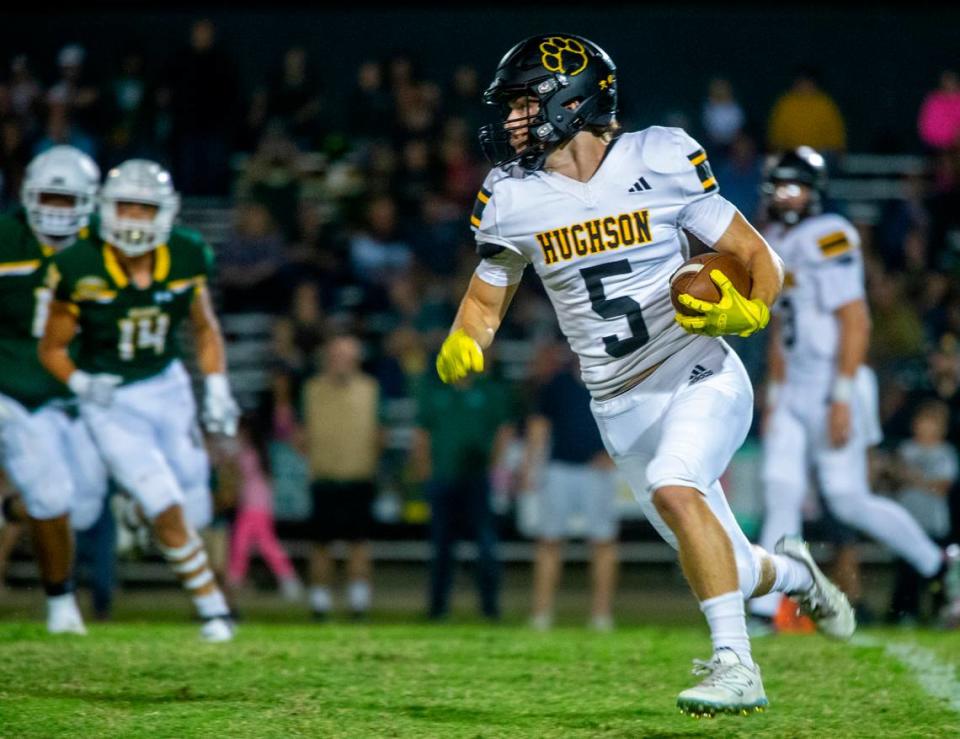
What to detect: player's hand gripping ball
<box><xmin>436</xmin><ymin>329</ymin><xmax>484</xmax><ymax>384</ymax></box>
<box><xmin>670</xmin><ymin>252</ymin><xmax>769</xmax><ymax>337</ymax></box>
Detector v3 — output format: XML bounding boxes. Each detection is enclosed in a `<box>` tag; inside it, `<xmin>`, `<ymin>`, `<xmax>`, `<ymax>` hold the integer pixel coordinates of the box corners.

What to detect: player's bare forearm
<box><xmin>190</xmin><ymin>286</ymin><xmax>227</xmax><ymax>375</ymax></box>
<box><xmin>451</xmin><ymin>275</ymin><xmax>519</xmax><ymax>350</ymax></box>
<box><xmin>38</xmin><ymin>300</ymin><xmax>79</xmax><ymax>383</ymax></box>
<box><xmin>713</xmin><ymin>212</ymin><xmax>783</xmax><ymax>307</ymax></box>
<box><xmin>834</xmin><ymin>299</ymin><xmax>870</xmax><ymax>379</ymax></box>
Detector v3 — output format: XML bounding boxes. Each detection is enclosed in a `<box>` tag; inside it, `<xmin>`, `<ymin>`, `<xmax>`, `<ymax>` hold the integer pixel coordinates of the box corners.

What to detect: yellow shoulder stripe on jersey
<box><xmin>687</xmin><ymin>148</ymin><xmax>718</xmax><ymax>193</ymax></box>
<box><xmin>0</xmin><ymin>259</ymin><xmax>41</xmax><ymax>276</ymax></box>
<box><xmin>470</xmin><ymin>186</ymin><xmax>492</xmax><ymax>229</ymax></box>
<box><xmin>168</xmin><ymin>275</ymin><xmax>204</xmax><ymax>294</ymax></box>
<box><xmin>153</xmin><ymin>245</ymin><xmax>171</xmax><ymax>281</ymax></box>
<box><xmin>817</xmin><ymin>231</ymin><xmax>852</xmax><ymax>257</ymax></box>
<box><xmin>102</xmin><ymin>245</ymin><xmax>129</xmax><ymax>288</ymax></box>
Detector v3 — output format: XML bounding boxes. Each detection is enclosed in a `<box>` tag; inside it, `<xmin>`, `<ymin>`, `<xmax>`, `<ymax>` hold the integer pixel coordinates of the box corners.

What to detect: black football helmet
<box><xmin>762</xmin><ymin>146</ymin><xmax>828</xmax><ymax>224</ymax></box>
<box><xmin>478</xmin><ymin>34</ymin><xmax>618</xmax><ymax>171</ymax></box>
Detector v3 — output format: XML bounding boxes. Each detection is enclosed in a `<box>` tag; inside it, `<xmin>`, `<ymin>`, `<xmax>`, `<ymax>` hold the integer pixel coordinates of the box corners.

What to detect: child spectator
<box><xmin>227</xmin><ymin>414</ymin><xmax>303</xmax><ymax>601</ymax></box>
<box><xmin>887</xmin><ymin>399</ymin><xmax>958</xmax><ymax>624</ymax></box>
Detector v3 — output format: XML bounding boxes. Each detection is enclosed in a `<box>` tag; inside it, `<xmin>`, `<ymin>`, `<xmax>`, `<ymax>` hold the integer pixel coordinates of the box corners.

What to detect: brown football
<box><xmin>670</xmin><ymin>252</ymin><xmax>752</xmax><ymax>317</ymax></box>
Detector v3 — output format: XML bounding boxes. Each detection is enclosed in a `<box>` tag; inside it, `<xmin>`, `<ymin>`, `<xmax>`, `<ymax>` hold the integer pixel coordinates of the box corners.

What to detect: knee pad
<box><xmin>182</xmin><ymin>486</ymin><xmax>213</xmax><ymax>531</ymax></box>
<box><xmin>126</xmin><ymin>469</ymin><xmax>184</xmax><ymax>521</ymax></box>
<box><xmin>646</xmin><ymin>453</ymin><xmax>704</xmax><ymax>493</ymax></box>
<box><xmin>69</xmin><ymin>495</ymin><xmax>107</xmax><ymax>532</ymax></box>
<box><xmin>16</xmin><ymin>464</ymin><xmax>74</xmax><ymax>521</ymax></box>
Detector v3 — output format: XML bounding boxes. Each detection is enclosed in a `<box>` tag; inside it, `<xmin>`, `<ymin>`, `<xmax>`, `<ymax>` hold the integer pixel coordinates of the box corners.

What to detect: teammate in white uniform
<box><xmin>750</xmin><ymin>147</ymin><xmax>960</xmax><ymax>625</ymax></box>
<box><xmin>437</xmin><ymin>33</ymin><xmax>855</xmax><ymax>716</ymax></box>
<box><xmin>0</xmin><ymin>146</ymin><xmax>107</xmax><ymax>635</ymax></box>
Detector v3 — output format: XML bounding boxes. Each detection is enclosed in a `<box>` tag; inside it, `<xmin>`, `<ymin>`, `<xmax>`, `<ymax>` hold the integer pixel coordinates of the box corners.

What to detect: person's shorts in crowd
<box><xmin>309</xmin><ymin>480</ymin><xmax>376</xmax><ymax>543</ymax></box>
<box><xmin>532</xmin><ymin>462</ymin><xmax>619</xmax><ymax>542</ymax></box>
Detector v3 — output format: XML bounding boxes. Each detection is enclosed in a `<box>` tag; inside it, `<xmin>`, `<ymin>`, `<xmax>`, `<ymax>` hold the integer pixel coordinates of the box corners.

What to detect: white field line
<box><xmin>853</xmin><ymin>634</ymin><xmax>960</xmax><ymax>714</ymax></box>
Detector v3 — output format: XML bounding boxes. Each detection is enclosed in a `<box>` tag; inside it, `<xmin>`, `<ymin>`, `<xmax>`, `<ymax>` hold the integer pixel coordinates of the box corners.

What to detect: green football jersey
<box><xmin>53</xmin><ymin>225</ymin><xmax>215</xmax><ymax>384</ymax></box>
<box><xmin>0</xmin><ymin>209</ymin><xmax>70</xmax><ymax>409</ymax></box>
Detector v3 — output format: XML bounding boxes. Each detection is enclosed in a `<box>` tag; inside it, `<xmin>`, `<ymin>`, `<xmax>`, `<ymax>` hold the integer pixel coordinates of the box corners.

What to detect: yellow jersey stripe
<box><xmin>470</xmin><ymin>214</ymin><xmax>482</xmax><ymax>227</ymax></box>
<box><xmin>689</xmin><ymin>152</ymin><xmax>707</xmax><ymax>166</ymax></box>
<box><xmin>701</xmin><ymin>177</ymin><xmax>717</xmax><ymax>190</ymax></box>
<box><xmin>102</xmin><ymin>246</ymin><xmax>129</xmax><ymax>288</ymax></box>
<box><xmin>477</xmin><ymin>191</ymin><xmax>490</xmax><ymax>204</ymax></box>
<box><xmin>153</xmin><ymin>244</ymin><xmax>171</xmax><ymax>281</ymax></box>
<box><xmin>0</xmin><ymin>259</ymin><xmax>41</xmax><ymax>276</ymax></box>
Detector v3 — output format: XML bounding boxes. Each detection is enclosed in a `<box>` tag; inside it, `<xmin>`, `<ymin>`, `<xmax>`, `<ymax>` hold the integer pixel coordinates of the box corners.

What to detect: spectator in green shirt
<box><xmin>411</xmin><ymin>370</ymin><xmax>515</xmax><ymax>620</ymax></box>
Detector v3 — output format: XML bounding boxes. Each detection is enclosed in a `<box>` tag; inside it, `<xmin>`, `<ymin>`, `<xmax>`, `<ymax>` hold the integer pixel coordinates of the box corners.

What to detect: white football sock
<box><xmin>700</xmin><ymin>591</ymin><xmax>753</xmax><ymax>668</ymax></box>
<box><xmin>193</xmin><ymin>589</ymin><xmax>230</xmax><ymax>619</ymax></box>
<box><xmin>348</xmin><ymin>580</ymin><xmax>371</xmax><ymax>612</ymax></box>
<box><xmin>771</xmin><ymin>553</ymin><xmax>814</xmax><ymax>595</ymax></box>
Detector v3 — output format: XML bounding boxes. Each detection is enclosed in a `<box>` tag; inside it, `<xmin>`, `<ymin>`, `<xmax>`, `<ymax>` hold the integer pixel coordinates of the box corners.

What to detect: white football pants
<box><xmin>0</xmin><ymin>393</ymin><xmax>108</xmax><ymax>530</ymax></box>
<box><xmin>591</xmin><ymin>338</ymin><xmax>764</xmax><ymax>599</ymax></box>
<box><xmin>752</xmin><ymin>366</ymin><xmax>942</xmax><ymax>617</ymax></box>
<box><xmin>79</xmin><ymin>361</ymin><xmax>213</xmax><ymax>530</ymax></box>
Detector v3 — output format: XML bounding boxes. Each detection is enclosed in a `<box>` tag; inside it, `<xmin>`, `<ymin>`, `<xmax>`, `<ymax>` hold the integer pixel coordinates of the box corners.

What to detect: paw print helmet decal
<box><xmin>479</xmin><ymin>33</ymin><xmax>618</xmax><ymax>172</ymax></box>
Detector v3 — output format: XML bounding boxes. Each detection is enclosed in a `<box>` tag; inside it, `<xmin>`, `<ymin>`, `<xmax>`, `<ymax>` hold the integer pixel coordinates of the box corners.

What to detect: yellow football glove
<box><xmin>436</xmin><ymin>329</ymin><xmax>484</xmax><ymax>384</ymax></box>
<box><xmin>675</xmin><ymin>269</ymin><xmax>770</xmax><ymax>338</ymax></box>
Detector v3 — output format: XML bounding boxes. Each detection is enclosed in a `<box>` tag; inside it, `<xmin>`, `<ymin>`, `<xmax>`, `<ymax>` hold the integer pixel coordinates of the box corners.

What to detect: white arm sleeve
<box><xmin>475</xmin><ymin>246</ymin><xmax>528</xmax><ymax>287</ymax></box>
<box><xmin>677</xmin><ymin>194</ymin><xmax>738</xmax><ymax>247</ymax></box>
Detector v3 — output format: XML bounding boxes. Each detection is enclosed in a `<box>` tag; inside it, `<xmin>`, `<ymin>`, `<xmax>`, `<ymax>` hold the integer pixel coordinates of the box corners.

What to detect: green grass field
<box><xmin>1</xmin><ymin>615</ymin><xmax>959</xmax><ymax>737</ymax></box>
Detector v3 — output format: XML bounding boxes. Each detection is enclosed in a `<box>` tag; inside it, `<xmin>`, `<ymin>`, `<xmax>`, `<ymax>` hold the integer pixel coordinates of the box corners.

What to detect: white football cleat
<box><xmin>776</xmin><ymin>535</ymin><xmax>856</xmax><ymax>640</ymax></box>
<box><xmin>676</xmin><ymin>649</ymin><xmax>768</xmax><ymax>717</ymax></box>
<box><xmin>200</xmin><ymin>616</ymin><xmax>235</xmax><ymax>643</ymax></box>
<box><xmin>940</xmin><ymin>544</ymin><xmax>960</xmax><ymax>629</ymax></box>
<box><xmin>47</xmin><ymin>594</ymin><xmax>87</xmax><ymax>636</ymax></box>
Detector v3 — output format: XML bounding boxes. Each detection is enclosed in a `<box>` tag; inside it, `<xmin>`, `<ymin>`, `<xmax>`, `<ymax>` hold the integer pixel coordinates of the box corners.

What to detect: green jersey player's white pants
<box><xmin>0</xmin><ymin>393</ymin><xmax>108</xmax><ymax>530</ymax></box>
<box><xmin>590</xmin><ymin>337</ymin><xmax>764</xmax><ymax>599</ymax></box>
<box><xmin>77</xmin><ymin>360</ymin><xmax>213</xmax><ymax>530</ymax></box>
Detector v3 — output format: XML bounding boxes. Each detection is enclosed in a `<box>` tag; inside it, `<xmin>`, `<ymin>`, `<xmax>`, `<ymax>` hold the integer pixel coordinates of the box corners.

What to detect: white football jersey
<box><xmin>763</xmin><ymin>213</ymin><xmax>865</xmax><ymax>385</ymax></box>
<box><xmin>472</xmin><ymin>126</ymin><xmax>738</xmax><ymax>397</ymax></box>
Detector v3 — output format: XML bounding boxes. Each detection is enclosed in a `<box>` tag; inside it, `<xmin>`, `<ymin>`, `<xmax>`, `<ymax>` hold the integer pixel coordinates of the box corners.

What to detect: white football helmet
<box><xmin>21</xmin><ymin>145</ymin><xmax>100</xmax><ymax>245</ymax></box>
<box><xmin>98</xmin><ymin>159</ymin><xmax>180</xmax><ymax>257</ymax></box>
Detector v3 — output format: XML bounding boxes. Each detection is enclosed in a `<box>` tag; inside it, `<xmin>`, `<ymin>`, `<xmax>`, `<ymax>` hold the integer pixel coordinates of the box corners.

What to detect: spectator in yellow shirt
<box><xmin>767</xmin><ymin>67</ymin><xmax>847</xmax><ymax>155</ymax></box>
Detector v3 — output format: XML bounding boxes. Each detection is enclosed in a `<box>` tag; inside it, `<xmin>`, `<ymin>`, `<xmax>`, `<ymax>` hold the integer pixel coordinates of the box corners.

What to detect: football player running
<box><xmin>0</xmin><ymin>145</ymin><xmax>107</xmax><ymax>635</ymax></box>
<box><xmin>750</xmin><ymin>148</ymin><xmax>960</xmax><ymax>627</ymax></box>
<box><xmin>437</xmin><ymin>34</ymin><xmax>855</xmax><ymax>716</ymax></box>
<box><xmin>39</xmin><ymin>159</ymin><xmax>240</xmax><ymax>642</ymax></box>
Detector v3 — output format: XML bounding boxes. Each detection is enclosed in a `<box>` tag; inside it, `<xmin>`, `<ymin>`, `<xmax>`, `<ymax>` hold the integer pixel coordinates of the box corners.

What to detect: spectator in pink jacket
<box><xmin>918</xmin><ymin>70</ymin><xmax>960</xmax><ymax>150</ymax></box>
<box><xmin>227</xmin><ymin>414</ymin><xmax>304</xmax><ymax>600</ymax></box>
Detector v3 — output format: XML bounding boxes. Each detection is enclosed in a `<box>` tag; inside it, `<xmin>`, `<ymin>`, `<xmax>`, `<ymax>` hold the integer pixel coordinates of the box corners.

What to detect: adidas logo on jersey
<box><xmin>628</xmin><ymin>176</ymin><xmax>652</xmax><ymax>193</ymax></box>
<box><xmin>688</xmin><ymin>364</ymin><xmax>714</xmax><ymax>385</ymax></box>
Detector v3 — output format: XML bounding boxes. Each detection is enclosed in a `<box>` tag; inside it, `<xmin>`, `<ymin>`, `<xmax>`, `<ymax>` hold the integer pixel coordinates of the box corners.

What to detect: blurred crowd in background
<box><xmin>1</xmin><ymin>18</ymin><xmax>960</xmax><ymax>622</ymax></box>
